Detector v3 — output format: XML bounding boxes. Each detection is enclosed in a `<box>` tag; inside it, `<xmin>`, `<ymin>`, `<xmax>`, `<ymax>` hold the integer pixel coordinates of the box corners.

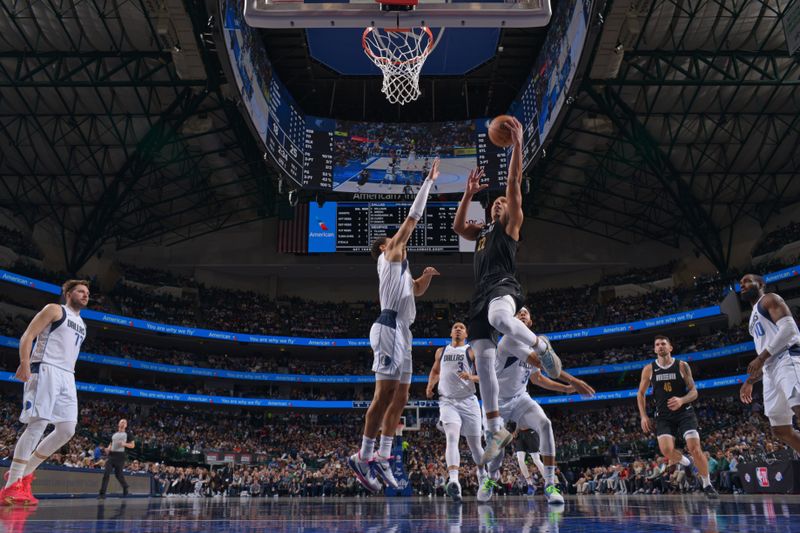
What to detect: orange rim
<box><xmin>362</xmin><ymin>26</ymin><xmax>435</xmax><ymax>66</ymax></box>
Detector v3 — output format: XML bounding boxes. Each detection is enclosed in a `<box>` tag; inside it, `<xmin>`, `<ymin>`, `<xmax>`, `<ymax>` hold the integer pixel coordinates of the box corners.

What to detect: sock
<box><xmin>487</xmin><ymin>417</ymin><xmax>503</xmax><ymax>433</ymax></box>
<box><xmin>5</xmin><ymin>460</ymin><xmax>27</xmax><ymax>488</ymax></box>
<box><xmin>22</xmin><ymin>451</ymin><xmax>49</xmax><ymax>477</ymax></box>
<box><xmin>359</xmin><ymin>436</ymin><xmax>375</xmax><ymax>462</ymax></box>
<box><xmin>378</xmin><ymin>435</ymin><xmax>393</xmax><ymax>459</ymax></box>
<box><xmin>544</xmin><ymin>465</ymin><xmax>556</xmax><ymax>486</ymax></box>
<box><xmin>449</xmin><ymin>469</ymin><xmax>459</xmax><ymax>483</ymax></box>
<box><xmin>679</xmin><ymin>455</ymin><xmax>691</xmax><ymax>467</ymax></box>
<box><xmin>701</xmin><ymin>475</ymin><xmax>711</xmax><ymax>488</ymax></box>
<box><xmin>23</xmin><ymin>421</ymin><xmax>75</xmax><ymax>477</ymax></box>
<box><xmin>533</xmin><ymin>338</ymin><xmax>548</xmax><ymax>354</ymax></box>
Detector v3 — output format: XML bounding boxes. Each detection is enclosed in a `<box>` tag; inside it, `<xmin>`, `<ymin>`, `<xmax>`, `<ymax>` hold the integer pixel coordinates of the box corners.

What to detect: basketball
<box><xmin>488</xmin><ymin>115</ymin><xmax>515</xmax><ymax>148</ymax></box>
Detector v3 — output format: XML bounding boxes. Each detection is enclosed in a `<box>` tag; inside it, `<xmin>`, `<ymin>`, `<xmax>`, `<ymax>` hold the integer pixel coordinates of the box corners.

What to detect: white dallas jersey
<box><xmin>496</xmin><ymin>335</ymin><xmax>539</xmax><ymax>400</ymax></box>
<box><xmin>749</xmin><ymin>294</ymin><xmax>800</xmax><ymax>370</ymax></box>
<box><xmin>377</xmin><ymin>253</ymin><xmax>416</xmax><ymax>324</ymax></box>
<box><xmin>437</xmin><ymin>344</ymin><xmax>476</xmax><ymax>399</ymax></box>
<box><xmin>30</xmin><ymin>305</ymin><xmax>87</xmax><ymax>373</ymax></box>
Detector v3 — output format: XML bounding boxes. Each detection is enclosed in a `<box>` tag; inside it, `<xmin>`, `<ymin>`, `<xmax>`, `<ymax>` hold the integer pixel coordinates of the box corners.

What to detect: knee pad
<box><xmin>14</xmin><ymin>419</ymin><xmax>49</xmax><ymax>458</ymax></box>
<box><xmin>54</xmin><ymin>421</ymin><xmax>77</xmax><ymax>441</ymax></box>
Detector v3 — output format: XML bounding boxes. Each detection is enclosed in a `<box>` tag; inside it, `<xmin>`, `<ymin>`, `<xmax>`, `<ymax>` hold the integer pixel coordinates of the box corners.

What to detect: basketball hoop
<box><xmin>362</xmin><ymin>26</ymin><xmax>442</xmax><ymax>105</ymax></box>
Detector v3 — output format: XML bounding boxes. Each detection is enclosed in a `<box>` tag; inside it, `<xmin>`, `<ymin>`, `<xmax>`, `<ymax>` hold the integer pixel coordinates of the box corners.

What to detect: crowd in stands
<box><xmin>0</xmin><ymin>225</ymin><xmax>43</xmax><ymax>260</ymax></box>
<box><xmin>119</xmin><ymin>264</ymin><xmax>201</xmax><ymax>289</ymax></box>
<box><xmin>753</xmin><ymin>220</ymin><xmax>800</xmax><ymax>256</ymax></box>
<box><xmin>0</xmin><ymin>392</ymin><xmax>789</xmax><ymax>498</ymax></box>
<box><xmin>3</xmin><ymin>238</ymin><xmax>800</xmax><ymax>341</ymax></box>
<box><xmin>0</xmin><ymin>312</ymin><xmax>752</xmax><ymax>382</ymax></box>
<box><xmin>599</xmin><ymin>262</ymin><xmax>676</xmax><ymax>286</ymax></box>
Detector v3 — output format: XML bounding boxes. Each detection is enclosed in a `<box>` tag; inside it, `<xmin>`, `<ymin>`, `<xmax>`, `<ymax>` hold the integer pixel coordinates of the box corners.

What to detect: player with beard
<box><xmin>739</xmin><ymin>274</ymin><xmax>800</xmax><ymax>453</ymax></box>
<box><xmin>637</xmin><ymin>335</ymin><xmax>718</xmax><ymax>499</ymax></box>
<box><xmin>1</xmin><ymin>280</ymin><xmax>89</xmax><ymax>506</ymax></box>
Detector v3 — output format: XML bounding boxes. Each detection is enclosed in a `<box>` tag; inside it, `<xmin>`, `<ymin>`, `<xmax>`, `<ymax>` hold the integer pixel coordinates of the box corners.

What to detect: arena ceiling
<box><xmin>531</xmin><ymin>0</ymin><xmax>800</xmax><ymax>271</ymax></box>
<box><xmin>0</xmin><ymin>0</ymin><xmax>799</xmax><ymax>273</ymax></box>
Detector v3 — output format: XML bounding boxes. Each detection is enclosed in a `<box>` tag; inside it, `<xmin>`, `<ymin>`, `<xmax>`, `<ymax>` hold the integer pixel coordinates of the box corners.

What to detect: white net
<box><xmin>362</xmin><ymin>27</ymin><xmax>439</xmax><ymax>105</ymax></box>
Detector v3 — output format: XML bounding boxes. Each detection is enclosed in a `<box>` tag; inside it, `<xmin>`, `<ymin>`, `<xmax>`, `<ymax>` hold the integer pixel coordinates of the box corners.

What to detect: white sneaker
<box><xmin>481</xmin><ymin>427</ymin><xmax>512</xmax><ymax>466</ymax></box>
<box><xmin>537</xmin><ymin>336</ymin><xmax>562</xmax><ymax>378</ymax></box>
<box><xmin>544</xmin><ymin>484</ymin><xmax>564</xmax><ymax>505</ymax></box>
<box><xmin>348</xmin><ymin>453</ymin><xmax>382</xmax><ymax>493</ymax></box>
<box><xmin>445</xmin><ymin>479</ymin><xmax>462</xmax><ymax>502</ymax></box>
<box><xmin>372</xmin><ymin>455</ymin><xmax>399</xmax><ymax>489</ymax></box>
<box><xmin>477</xmin><ymin>476</ymin><xmax>498</xmax><ymax>503</ymax></box>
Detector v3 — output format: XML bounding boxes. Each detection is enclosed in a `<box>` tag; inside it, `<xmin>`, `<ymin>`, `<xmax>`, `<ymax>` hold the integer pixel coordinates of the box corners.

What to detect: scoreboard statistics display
<box><xmin>309</xmin><ymin>202</ymin><xmax>475</xmax><ymax>253</ymax></box>
<box><xmin>223</xmin><ymin>0</ymin><xmax>593</xmax><ymax>192</ymax></box>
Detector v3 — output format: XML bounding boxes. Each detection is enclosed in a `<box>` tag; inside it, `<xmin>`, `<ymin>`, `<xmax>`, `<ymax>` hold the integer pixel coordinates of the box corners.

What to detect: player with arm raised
<box><xmin>426</xmin><ymin>322</ymin><xmax>486</xmax><ymax>502</ymax></box>
<box><xmin>453</xmin><ymin>118</ymin><xmax>561</xmax><ymax>466</ymax></box>
<box><xmin>739</xmin><ymin>273</ymin><xmax>800</xmax><ymax>454</ymax></box>
<box><xmin>348</xmin><ymin>158</ymin><xmax>442</xmax><ymax>492</ymax></box>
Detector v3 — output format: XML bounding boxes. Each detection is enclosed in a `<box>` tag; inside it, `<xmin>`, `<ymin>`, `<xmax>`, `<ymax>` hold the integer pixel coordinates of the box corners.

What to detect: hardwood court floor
<box><xmin>2</xmin><ymin>494</ymin><xmax>800</xmax><ymax>532</ymax></box>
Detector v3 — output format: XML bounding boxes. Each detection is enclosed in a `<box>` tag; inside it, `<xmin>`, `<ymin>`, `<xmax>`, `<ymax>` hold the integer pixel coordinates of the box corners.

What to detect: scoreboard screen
<box><xmin>309</xmin><ymin>202</ymin><xmax>480</xmax><ymax>253</ymax></box>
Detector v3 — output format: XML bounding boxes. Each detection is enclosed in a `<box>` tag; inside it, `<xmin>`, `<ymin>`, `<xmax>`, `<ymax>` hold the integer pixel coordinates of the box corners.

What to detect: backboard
<box><xmin>243</xmin><ymin>0</ymin><xmax>552</xmax><ymax>29</ymax></box>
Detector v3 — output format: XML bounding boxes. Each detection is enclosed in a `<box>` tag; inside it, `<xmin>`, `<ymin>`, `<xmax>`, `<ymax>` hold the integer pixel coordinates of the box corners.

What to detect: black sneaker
<box><xmin>703</xmin><ymin>485</ymin><xmax>719</xmax><ymax>500</ymax></box>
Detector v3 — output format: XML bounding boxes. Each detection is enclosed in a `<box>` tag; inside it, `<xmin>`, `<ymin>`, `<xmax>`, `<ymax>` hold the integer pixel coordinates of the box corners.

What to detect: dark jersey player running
<box><xmin>637</xmin><ymin>335</ymin><xmax>718</xmax><ymax>499</ymax></box>
<box><xmin>453</xmin><ymin>117</ymin><xmax>589</xmax><ymax>465</ymax></box>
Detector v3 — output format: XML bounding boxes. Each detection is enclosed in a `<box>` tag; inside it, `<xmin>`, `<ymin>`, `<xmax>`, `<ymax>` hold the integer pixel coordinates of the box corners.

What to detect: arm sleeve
<box><xmin>407</xmin><ymin>177</ymin><xmax>434</xmax><ymax>221</ymax></box>
<box><xmin>765</xmin><ymin>316</ymin><xmax>800</xmax><ymax>357</ymax></box>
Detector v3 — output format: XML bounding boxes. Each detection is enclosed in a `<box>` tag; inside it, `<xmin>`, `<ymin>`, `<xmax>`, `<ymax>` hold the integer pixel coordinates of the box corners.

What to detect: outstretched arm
<box><xmin>557</xmin><ymin>370</ymin><xmax>595</xmax><ymax>396</ymax></box>
<box><xmin>529</xmin><ymin>371</ymin><xmax>574</xmax><ymax>393</ymax></box>
<box><xmin>453</xmin><ymin>167</ymin><xmax>487</xmax><ymax>241</ymax></box>
<box><xmin>504</xmin><ymin>117</ymin><xmax>525</xmax><ymax>241</ymax></box>
<box><xmin>413</xmin><ymin>267</ymin><xmax>440</xmax><ymax>297</ymax></box>
<box><xmin>387</xmin><ymin>158</ymin><xmax>440</xmax><ymax>253</ymax></box>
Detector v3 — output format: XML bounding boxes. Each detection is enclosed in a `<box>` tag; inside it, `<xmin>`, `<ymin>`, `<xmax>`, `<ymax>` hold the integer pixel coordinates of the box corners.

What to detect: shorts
<box><xmin>655</xmin><ymin>410</ymin><xmax>699</xmax><ymax>441</ymax></box>
<box><xmin>20</xmin><ymin>363</ymin><xmax>78</xmax><ymax>424</ymax></box>
<box><xmin>437</xmin><ymin>395</ymin><xmax>483</xmax><ymax>436</ymax></box>
<box><xmin>468</xmin><ymin>277</ymin><xmax>524</xmax><ymax>341</ymax></box>
<box><xmin>514</xmin><ymin>429</ymin><xmax>540</xmax><ymax>454</ymax></box>
<box><xmin>763</xmin><ymin>352</ymin><xmax>800</xmax><ymax>427</ymax></box>
<box><xmin>370</xmin><ymin>311</ymin><xmax>412</xmax><ymax>382</ymax></box>
<box><xmin>482</xmin><ymin>393</ymin><xmax>542</xmax><ymax>428</ymax></box>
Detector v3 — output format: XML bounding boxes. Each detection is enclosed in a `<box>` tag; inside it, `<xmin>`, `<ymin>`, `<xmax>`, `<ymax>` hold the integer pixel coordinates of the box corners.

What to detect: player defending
<box><xmin>453</xmin><ymin>117</ymin><xmax>561</xmax><ymax>465</ymax></box>
<box><xmin>481</xmin><ymin>307</ymin><xmax>594</xmax><ymax>503</ymax></box>
<box><xmin>637</xmin><ymin>335</ymin><xmax>719</xmax><ymax>499</ymax></box>
<box><xmin>739</xmin><ymin>274</ymin><xmax>800</xmax><ymax>453</ymax></box>
<box><xmin>1</xmin><ymin>280</ymin><xmax>89</xmax><ymax>506</ymax></box>
<box><xmin>425</xmin><ymin>322</ymin><xmax>486</xmax><ymax>502</ymax></box>
<box><xmin>348</xmin><ymin>158</ymin><xmax>441</xmax><ymax>492</ymax></box>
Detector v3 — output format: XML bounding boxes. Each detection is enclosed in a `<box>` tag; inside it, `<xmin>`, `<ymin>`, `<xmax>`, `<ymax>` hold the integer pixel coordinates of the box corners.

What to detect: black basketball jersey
<box><xmin>473</xmin><ymin>222</ymin><xmax>519</xmax><ymax>286</ymax></box>
<box><xmin>650</xmin><ymin>359</ymin><xmax>690</xmax><ymax>417</ymax></box>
